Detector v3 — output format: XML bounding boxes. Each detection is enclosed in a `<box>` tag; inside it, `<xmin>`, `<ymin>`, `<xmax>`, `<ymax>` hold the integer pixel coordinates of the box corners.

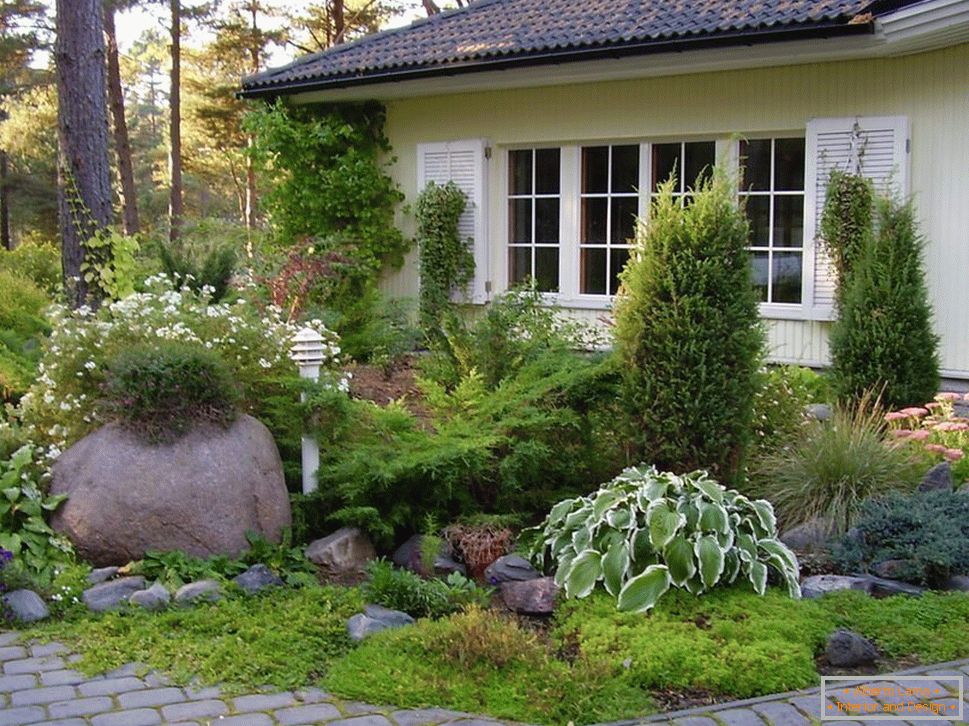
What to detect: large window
<box><xmin>651</xmin><ymin>141</ymin><xmax>716</xmax><ymax>201</ymax></box>
<box><xmin>579</xmin><ymin>145</ymin><xmax>639</xmax><ymax>295</ymax></box>
<box><xmin>508</xmin><ymin>148</ymin><xmax>561</xmax><ymax>292</ymax></box>
<box><xmin>739</xmin><ymin>138</ymin><xmax>806</xmax><ymax>304</ymax></box>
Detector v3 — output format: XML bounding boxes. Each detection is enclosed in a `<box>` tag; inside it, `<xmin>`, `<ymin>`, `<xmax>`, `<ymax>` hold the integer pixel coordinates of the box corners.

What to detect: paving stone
<box><xmin>343</xmin><ymin>699</ymin><xmax>387</xmax><ymax>714</ymax></box>
<box><xmin>104</xmin><ymin>662</ymin><xmax>147</xmax><ymax>677</ymax></box>
<box><xmin>0</xmin><ymin>645</ymin><xmax>27</xmax><ymax>660</ymax></box>
<box><xmin>40</xmin><ymin>669</ymin><xmax>87</xmax><ymax>686</ymax></box>
<box><xmin>330</xmin><ymin>716</ymin><xmax>395</xmax><ymax>726</ymax></box>
<box><xmin>711</xmin><ymin>708</ymin><xmax>767</xmax><ymax>726</ymax></box>
<box><xmin>438</xmin><ymin>720</ymin><xmax>498</xmax><ymax>726</ymax></box>
<box><xmin>0</xmin><ymin>672</ymin><xmax>38</xmax><ymax>691</ymax></box>
<box><xmin>90</xmin><ymin>708</ymin><xmax>163</xmax><ymax>726</ymax></box>
<box><xmin>0</xmin><ymin>632</ymin><xmax>22</xmax><ymax>646</ymax></box>
<box><xmin>10</xmin><ymin>684</ymin><xmax>78</xmax><ymax>705</ymax></box>
<box><xmin>32</xmin><ymin>719</ymin><xmax>90</xmax><ymax>726</ymax></box>
<box><xmin>0</xmin><ymin>705</ymin><xmax>46</xmax><ymax>725</ymax></box>
<box><xmin>393</xmin><ymin>708</ymin><xmax>472</xmax><ymax>726</ymax></box>
<box><xmin>161</xmin><ymin>698</ymin><xmax>228</xmax><ymax>721</ymax></box>
<box><xmin>183</xmin><ymin>684</ymin><xmax>221</xmax><ymax>699</ymax></box>
<box><xmin>4</xmin><ymin>655</ymin><xmax>66</xmax><ymax>673</ymax></box>
<box><xmin>47</xmin><ymin>695</ymin><xmax>115</xmax><ymax>718</ymax></box>
<box><xmin>78</xmin><ymin>676</ymin><xmax>147</xmax><ymax>696</ymax></box>
<box><xmin>276</xmin><ymin>703</ymin><xmax>344</xmax><ymax>724</ymax></box>
<box><xmin>30</xmin><ymin>643</ymin><xmax>68</xmax><ymax>657</ymax></box>
<box><xmin>295</xmin><ymin>687</ymin><xmax>334</xmax><ymax>703</ymax></box>
<box><xmin>751</xmin><ymin>701</ymin><xmax>810</xmax><ymax>726</ymax></box>
<box><xmin>671</xmin><ymin>718</ymin><xmax>719</xmax><ymax>726</ymax></box>
<box><xmin>143</xmin><ymin>672</ymin><xmax>170</xmax><ymax>687</ymax></box>
<box><xmin>118</xmin><ymin>686</ymin><xmax>187</xmax><ymax>708</ymax></box>
<box><xmin>233</xmin><ymin>691</ymin><xmax>299</xmax><ymax>711</ymax></box>
<box><xmin>219</xmin><ymin>715</ymin><xmax>276</xmax><ymax>726</ymax></box>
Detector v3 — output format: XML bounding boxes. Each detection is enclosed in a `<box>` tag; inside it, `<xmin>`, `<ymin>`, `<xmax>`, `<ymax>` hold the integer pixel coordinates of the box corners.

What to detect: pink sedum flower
<box><xmin>937</xmin><ymin>392</ymin><xmax>963</xmax><ymax>402</ymax></box>
<box><xmin>885</xmin><ymin>412</ymin><xmax>909</xmax><ymax>422</ymax></box>
<box><xmin>925</xmin><ymin>443</ymin><xmax>948</xmax><ymax>454</ymax></box>
<box><xmin>943</xmin><ymin>448</ymin><xmax>965</xmax><ymax>462</ymax></box>
<box><xmin>900</xmin><ymin>407</ymin><xmax>930</xmax><ymax>417</ymax></box>
<box><xmin>909</xmin><ymin>429</ymin><xmax>931</xmax><ymax>441</ymax></box>
<box><xmin>934</xmin><ymin>421</ymin><xmax>969</xmax><ymax>432</ymax></box>
<box><xmin>889</xmin><ymin>429</ymin><xmax>913</xmax><ymax>439</ymax></box>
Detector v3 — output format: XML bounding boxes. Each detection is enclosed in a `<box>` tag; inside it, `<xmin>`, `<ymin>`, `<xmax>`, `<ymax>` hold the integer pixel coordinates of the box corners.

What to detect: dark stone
<box><xmin>484</xmin><ymin>555</ymin><xmax>541</xmax><ymax>585</ymax></box>
<box><xmin>805</xmin><ymin>403</ymin><xmax>833</xmax><ymax>422</ymax></box>
<box><xmin>2</xmin><ymin>589</ymin><xmax>49</xmax><ymax>622</ymax></box>
<box><xmin>347</xmin><ymin>604</ymin><xmax>415</xmax><ymax>642</ymax></box>
<box><xmin>826</xmin><ymin>629</ymin><xmax>879</xmax><ymax>667</ymax></box>
<box><xmin>129</xmin><ymin>582</ymin><xmax>170</xmax><ymax>611</ymax></box>
<box><xmin>780</xmin><ymin>519</ymin><xmax>832</xmax><ymax>552</ymax></box>
<box><xmin>174</xmin><ymin>579</ymin><xmax>222</xmax><ymax>605</ymax></box>
<box><xmin>861</xmin><ymin>574</ymin><xmax>924</xmax><ymax>598</ymax></box>
<box><xmin>946</xmin><ymin>575</ymin><xmax>969</xmax><ymax>591</ymax></box>
<box><xmin>306</xmin><ymin>528</ymin><xmax>376</xmax><ymax>575</ymax></box>
<box><xmin>500</xmin><ymin>577</ymin><xmax>558</xmax><ymax>614</ymax></box>
<box><xmin>392</xmin><ymin>535</ymin><xmax>466</xmax><ymax>577</ymax></box>
<box><xmin>87</xmin><ymin>566</ymin><xmax>119</xmax><ymax>585</ymax></box>
<box><xmin>919</xmin><ymin>462</ymin><xmax>954</xmax><ymax>493</ymax></box>
<box><xmin>800</xmin><ymin>575</ymin><xmax>871</xmax><ymax>599</ymax></box>
<box><xmin>871</xmin><ymin>559</ymin><xmax>916</xmax><ymax>580</ymax></box>
<box><xmin>83</xmin><ymin>576</ymin><xmax>146</xmax><ymax>612</ymax></box>
<box><xmin>233</xmin><ymin>564</ymin><xmax>284</xmax><ymax>594</ymax></box>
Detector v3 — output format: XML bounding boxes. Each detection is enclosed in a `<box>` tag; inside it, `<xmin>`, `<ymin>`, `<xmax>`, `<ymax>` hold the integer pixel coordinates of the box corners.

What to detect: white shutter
<box><xmin>416</xmin><ymin>139</ymin><xmax>490</xmax><ymax>304</ymax></box>
<box><xmin>803</xmin><ymin>116</ymin><xmax>910</xmax><ymax>319</ymax></box>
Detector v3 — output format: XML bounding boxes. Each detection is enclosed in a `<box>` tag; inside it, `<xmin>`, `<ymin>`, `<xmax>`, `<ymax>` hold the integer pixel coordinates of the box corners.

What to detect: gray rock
<box><xmin>2</xmin><ymin>589</ymin><xmax>50</xmax><ymax>623</ymax></box>
<box><xmin>500</xmin><ymin>576</ymin><xmax>558</xmax><ymax>614</ymax></box>
<box><xmin>50</xmin><ymin>415</ymin><xmax>292</xmax><ymax>566</ymax></box>
<box><xmin>484</xmin><ymin>555</ymin><xmax>540</xmax><ymax>585</ymax></box>
<box><xmin>174</xmin><ymin>579</ymin><xmax>222</xmax><ymax>605</ymax></box>
<box><xmin>129</xmin><ymin>582</ymin><xmax>170</xmax><ymax>611</ymax></box>
<box><xmin>780</xmin><ymin>519</ymin><xmax>832</xmax><ymax>552</ymax></box>
<box><xmin>946</xmin><ymin>575</ymin><xmax>969</xmax><ymax>591</ymax></box>
<box><xmin>806</xmin><ymin>403</ymin><xmax>833</xmax><ymax>422</ymax></box>
<box><xmin>826</xmin><ymin>629</ymin><xmax>879</xmax><ymax>667</ymax></box>
<box><xmin>871</xmin><ymin>559</ymin><xmax>915</xmax><ymax>580</ymax></box>
<box><xmin>306</xmin><ymin>528</ymin><xmax>376</xmax><ymax>575</ymax></box>
<box><xmin>83</xmin><ymin>576</ymin><xmax>146</xmax><ymax>612</ymax></box>
<box><xmin>347</xmin><ymin>604</ymin><xmax>415</xmax><ymax>642</ymax></box>
<box><xmin>919</xmin><ymin>462</ymin><xmax>954</xmax><ymax>492</ymax></box>
<box><xmin>87</xmin><ymin>566</ymin><xmax>119</xmax><ymax>585</ymax></box>
<box><xmin>862</xmin><ymin>574</ymin><xmax>924</xmax><ymax>598</ymax></box>
<box><xmin>232</xmin><ymin>564</ymin><xmax>284</xmax><ymax>594</ymax></box>
<box><xmin>392</xmin><ymin>535</ymin><xmax>466</xmax><ymax>577</ymax></box>
<box><xmin>801</xmin><ymin>574</ymin><xmax>923</xmax><ymax>599</ymax></box>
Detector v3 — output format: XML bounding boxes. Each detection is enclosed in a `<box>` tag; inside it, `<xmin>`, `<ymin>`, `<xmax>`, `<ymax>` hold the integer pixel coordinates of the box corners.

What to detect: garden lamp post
<box><xmin>291</xmin><ymin>327</ymin><xmax>324</xmax><ymax>495</ymax></box>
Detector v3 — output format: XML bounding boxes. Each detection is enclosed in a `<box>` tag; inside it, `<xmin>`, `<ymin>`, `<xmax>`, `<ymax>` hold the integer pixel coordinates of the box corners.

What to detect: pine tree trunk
<box><xmin>55</xmin><ymin>0</ymin><xmax>113</xmax><ymax>309</ymax></box>
<box><xmin>104</xmin><ymin>5</ymin><xmax>140</xmax><ymax>236</ymax></box>
<box><xmin>168</xmin><ymin>0</ymin><xmax>183</xmax><ymax>243</ymax></box>
<box><xmin>0</xmin><ymin>149</ymin><xmax>10</xmax><ymax>251</ymax></box>
<box><xmin>245</xmin><ymin>3</ymin><xmax>258</xmax><ymax>234</ymax></box>
<box><xmin>333</xmin><ymin>0</ymin><xmax>346</xmax><ymax>43</ymax></box>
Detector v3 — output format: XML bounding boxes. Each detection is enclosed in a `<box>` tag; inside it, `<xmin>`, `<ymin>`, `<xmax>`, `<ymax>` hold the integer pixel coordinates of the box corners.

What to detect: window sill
<box><xmin>545</xmin><ymin>295</ymin><xmax>615</xmax><ymax>311</ymax></box>
<box><xmin>759</xmin><ymin>303</ymin><xmax>836</xmax><ymax>322</ymax></box>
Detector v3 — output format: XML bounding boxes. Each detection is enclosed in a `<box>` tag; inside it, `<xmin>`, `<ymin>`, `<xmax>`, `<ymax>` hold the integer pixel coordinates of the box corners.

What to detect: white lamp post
<box><xmin>291</xmin><ymin>327</ymin><xmax>325</xmax><ymax>495</ymax></box>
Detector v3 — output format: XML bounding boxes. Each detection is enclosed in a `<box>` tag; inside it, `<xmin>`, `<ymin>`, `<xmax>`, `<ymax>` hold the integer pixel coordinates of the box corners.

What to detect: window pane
<box><xmin>611</xmin><ymin>145</ymin><xmax>639</xmax><ymax>193</ymax></box>
<box><xmin>774</xmin><ymin>138</ymin><xmax>805</xmax><ymax>191</ymax></box>
<box><xmin>652</xmin><ymin>143</ymin><xmax>680</xmax><ymax>192</ymax></box>
<box><xmin>684</xmin><ymin>141</ymin><xmax>716</xmax><ymax>190</ymax></box>
<box><xmin>508</xmin><ymin>199</ymin><xmax>532</xmax><ymax>244</ymax></box>
<box><xmin>773</xmin><ymin>196</ymin><xmax>804</xmax><ymax>248</ymax></box>
<box><xmin>611</xmin><ymin>197</ymin><xmax>639</xmax><ymax>245</ymax></box>
<box><xmin>509</xmin><ymin>150</ymin><xmax>532</xmax><ymax>195</ymax></box>
<box><xmin>610</xmin><ymin>247</ymin><xmax>631</xmax><ymax>295</ymax></box>
<box><xmin>772</xmin><ymin>251</ymin><xmax>803</xmax><ymax>303</ymax></box>
<box><xmin>535</xmin><ymin>198</ymin><xmax>559</xmax><ymax>243</ymax></box>
<box><xmin>535</xmin><ymin>148</ymin><xmax>561</xmax><ymax>194</ymax></box>
<box><xmin>750</xmin><ymin>252</ymin><xmax>769</xmax><ymax>302</ymax></box>
<box><xmin>582</xmin><ymin>146</ymin><xmax>609</xmax><ymax>194</ymax></box>
<box><xmin>581</xmin><ymin>247</ymin><xmax>607</xmax><ymax>295</ymax></box>
<box><xmin>581</xmin><ymin>197</ymin><xmax>608</xmax><ymax>244</ymax></box>
<box><xmin>744</xmin><ymin>195</ymin><xmax>770</xmax><ymax>248</ymax></box>
<box><xmin>509</xmin><ymin>247</ymin><xmax>531</xmax><ymax>286</ymax></box>
<box><xmin>741</xmin><ymin>139</ymin><xmax>771</xmax><ymax>191</ymax></box>
<box><xmin>535</xmin><ymin>247</ymin><xmax>559</xmax><ymax>292</ymax></box>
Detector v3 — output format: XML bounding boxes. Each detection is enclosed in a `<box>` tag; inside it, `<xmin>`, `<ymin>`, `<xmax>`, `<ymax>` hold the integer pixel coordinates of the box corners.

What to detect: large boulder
<box><xmin>484</xmin><ymin>555</ymin><xmax>541</xmax><ymax>585</ymax></box>
<box><xmin>919</xmin><ymin>462</ymin><xmax>954</xmax><ymax>493</ymax></box>
<box><xmin>306</xmin><ymin>527</ymin><xmax>376</xmax><ymax>576</ymax></box>
<box><xmin>50</xmin><ymin>416</ymin><xmax>291</xmax><ymax>566</ymax></box>
<box><xmin>2</xmin><ymin>590</ymin><xmax>49</xmax><ymax>623</ymax></box>
<box><xmin>393</xmin><ymin>535</ymin><xmax>466</xmax><ymax>577</ymax></box>
<box><xmin>347</xmin><ymin>604</ymin><xmax>415</xmax><ymax>642</ymax></box>
<box><xmin>826</xmin><ymin>629</ymin><xmax>879</xmax><ymax>667</ymax></box>
<box><xmin>501</xmin><ymin>577</ymin><xmax>558</xmax><ymax>615</ymax></box>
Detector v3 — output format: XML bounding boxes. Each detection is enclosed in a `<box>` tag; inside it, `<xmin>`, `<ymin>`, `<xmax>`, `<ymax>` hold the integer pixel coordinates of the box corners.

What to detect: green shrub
<box><xmin>330</xmin><ymin>287</ymin><xmax>420</xmax><ymax>370</ymax></box>
<box><xmin>529</xmin><ymin>467</ymin><xmax>799</xmax><ymax>613</ymax></box>
<box><xmin>750</xmin><ymin>366</ymin><xmax>815</xmax><ymax>460</ymax></box>
<box><xmin>362</xmin><ymin>560</ymin><xmax>490</xmax><ymax>619</ymax></box>
<box><xmin>99</xmin><ymin>342</ymin><xmax>240</xmax><ymax>442</ymax></box>
<box><xmin>155</xmin><ymin>237</ymin><xmax>238</xmax><ymax>303</ymax></box>
<box><xmin>416</xmin><ymin>181</ymin><xmax>474</xmax><ymax>334</ymax></box>
<box><xmin>751</xmin><ymin>396</ymin><xmax>923</xmax><ymax>535</ymax></box>
<box><xmin>830</xmin><ymin>194</ymin><xmax>939</xmax><ymax>408</ymax></box>
<box><xmin>819</xmin><ymin>170</ymin><xmax>874</xmax><ymax>307</ymax></box>
<box><xmin>833</xmin><ymin>489</ymin><xmax>969</xmax><ymax>587</ymax></box>
<box><xmin>0</xmin><ymin>269</ymin><xmax>50</xmax><ymax>402</ymax></box>
<box><xmin>0</xmin><ymin>238</ymin><xmax>61</xmax><ymax>294</ymax></box>
<box><xmin>614</xmin><ymin>169</ymin><xmax>765</xmax><ymax>483</ymax></box>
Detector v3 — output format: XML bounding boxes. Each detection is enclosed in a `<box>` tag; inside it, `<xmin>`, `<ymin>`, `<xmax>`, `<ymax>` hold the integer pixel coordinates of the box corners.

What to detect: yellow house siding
<box><xmin>375</xmin><ymin>43</ymin><xmax>969</xmax><ymax>376</ymax></box>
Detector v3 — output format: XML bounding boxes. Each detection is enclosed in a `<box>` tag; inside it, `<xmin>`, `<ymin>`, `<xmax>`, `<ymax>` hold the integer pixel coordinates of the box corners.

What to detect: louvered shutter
<box><xmin>416</xmin><ymin>140</ymin><xmax>490</xmax><ymax>304</ymax></box>
<box><xmin>803</xmin><ymin>116</ymin><xmax>910</xmax><ymax>319</ymax></box>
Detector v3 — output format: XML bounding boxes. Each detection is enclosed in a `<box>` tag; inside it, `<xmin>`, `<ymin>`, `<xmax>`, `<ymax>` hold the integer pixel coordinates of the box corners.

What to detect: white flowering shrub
<box><xmin>17</xmin><ymin>274</ymin><xmax>346</xmax><ymax>460</ymax></box>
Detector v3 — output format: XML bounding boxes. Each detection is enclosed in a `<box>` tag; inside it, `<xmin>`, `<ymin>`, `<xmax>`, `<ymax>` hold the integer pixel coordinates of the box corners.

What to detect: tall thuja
<box><xmin>830</xmin><ymin>195</ymin><xmax>939</xmax><ymax>408</ymax></box>
<box><xmin>614</xmin><ymin>168</ymin><xmax>765</xmax><ymax>484</ymax></box>
<box><xmin>819</xmin><ymin>170</ymin><xmax>873</xmax><ymax>308</ymax></box>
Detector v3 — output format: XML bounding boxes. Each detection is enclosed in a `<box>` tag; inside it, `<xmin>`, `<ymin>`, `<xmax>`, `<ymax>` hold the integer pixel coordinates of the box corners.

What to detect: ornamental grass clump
<box><xmin>528</xmin><ymin>466</ymin><xmax>800</xmax><ymax>614</ymax></box>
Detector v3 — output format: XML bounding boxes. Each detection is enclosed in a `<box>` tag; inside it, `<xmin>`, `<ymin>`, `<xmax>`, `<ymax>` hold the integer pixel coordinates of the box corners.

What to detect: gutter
<box><xmin>238</xmin><ymin>21</ymin><xmax>872</xmax><ymax>100</ymax></box>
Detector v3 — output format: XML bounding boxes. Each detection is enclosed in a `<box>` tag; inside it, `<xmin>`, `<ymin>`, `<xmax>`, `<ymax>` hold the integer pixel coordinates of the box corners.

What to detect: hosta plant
<box><xmin>528</xmin><ymin>466</ymin><xmax>800</xmax><ymax>613</ymax></box>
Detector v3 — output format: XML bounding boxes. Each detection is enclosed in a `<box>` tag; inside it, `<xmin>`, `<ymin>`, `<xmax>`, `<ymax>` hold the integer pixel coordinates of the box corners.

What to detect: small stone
<box><xmin>484</xmin><ymin>555</ymin><xmax>540</xmax><ymax>585</ymax></box>
<box><xmin>806</xmin><ymin>403</ymin><xmax>833</xmax><ymax>421</ymax></box>
<box><xmin>946</xmin><ymin>574</ymin><xmax>969</xmax><ymax>591</ymax></box>
<box><xmin>919</xmin><ymin>461</ymin><xmax>954</xmax><ymax>492</ymax></box>
<box><xmin>500</xmin><ymin>576</ymin><xmax>558</xmax><ymax>614</ymax></box>
<box><xmin>780</xmin><ymin>518</ymin><xmax>832</xmax><ymax>552</ymax></box>
<box><xmin>347</xmin><ymin>605</ymin><xmax>414</xmax><ymax>642</ymax></box>
<box><xmin>392</xmin><ymin>534</ymin><xmax>466</xmax><ymax>577</ymax></box>
<box><xmin>2</xmin><ymin>590</ymin><xmax>50</xmax><ymax>623</ymax></box>
<box><xmin>83</xmin><ymin>576</ymin><xmax>146</xmax><ymax>612</ymax></box>
<box><xmin>306</xmin><ymin>527</ymin><xmax>376</xmax><ymax>575</ymax></box>
<box><xmin>232</xmin><ymin>564</ymin><xmax>284</xmax><ymax>594</ymax></box>
<box><xmin>174</xmin><ymin>579</ymin><xmax>222</xmax><ymax>605</ymax></box>
<box><xmin>87</xmin><ymin>566</ymin><xmax>120</xmax><ymax>585</ymax></box>
<box><xmin>826</xmin><ymin>628</ymin><xmax>879</xmax><ymax>667</ymax></box>
<box><xmin>129</xmin><ymin>582</ymin><xmax>170</xmax><ymax>611</ymax></box>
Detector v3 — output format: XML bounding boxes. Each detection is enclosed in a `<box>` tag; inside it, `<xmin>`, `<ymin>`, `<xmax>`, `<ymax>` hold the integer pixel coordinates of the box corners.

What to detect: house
<box><xmin>240</xmin><ymin>0</ymin><xmax>969</xmax><ymax>381</ymax></box>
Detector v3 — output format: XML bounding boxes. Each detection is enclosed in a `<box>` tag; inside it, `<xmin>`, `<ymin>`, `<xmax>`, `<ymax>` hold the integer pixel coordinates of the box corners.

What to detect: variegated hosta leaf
<box><xmin>636</xmin><ymin>478</ymin><xmax>669</xmax><ymax>508</ymax></box>
<box><xmin>554</xmin><ymin>550</ymin><xmax>577</xmax><ymax>587</ymax></box>
<box><xmin>723</xmin><ymin>549</ymin><xmax>741</xmax><ymax>584</ymax></box>
<box><xmin>592</xmin><ymin>489</ymin><xmax>624</xmax><ymax>520</ymax></box>
<box><xmin>572</xmin><ymin>525</ymin><xmax>592</xmax><ymax>552</ymax></box>
<box><xmin>547</xmin><ymin>498</ymin><xmax>577</xmax><ymax>526</ymax></box>
<box><xmin>748</xmin><ymin>559</ymin><xmax>768</xmax><ymax>595</ymax></box>
<box><xmin>750</xmin><ymin>499</ymin><xmax>777</xmax><ymax>537</ymax></box>
<box><xmin>606</xmin><ymin>507</ymin><xmax>634</xmax><ymax>530</ymax></box>
<box><xmin>647</xmin><ymin>500</ymin><xmax>685</xmax><ymax>550</ymax></box>
<box><xmin>565</xmin><ymin>549</ymin><xmax>602</xmax><ymax>599</ymax></box>
<box><xmin>698</xmin><ymin>500</ymin><xmax>730</xmax><ymax>534</ymax></box>
<box><xmin>631</xmin><ymin>527</ymin><xmax>653</xmax><ymax>563</ymax></box>
<box><xmin>564</xmin><ymin>504</ymin><xmax>594</xmax><ymax>531</ymax></box>
<box><xmin>695</xmin><ymin>535</ymin><xmax>725</xmax><ymax>590</ymax></box>
<box><xmin>602</xmin><ymin>541</ymin><xmax>631</xmax><ymax>596</ymax></box>
<box><xmin>736</xmin><ymin>532</ymin><xmax>757</xmax><ymax>563</ymax></box>
<box><xmin>690</xmin><ymin>474</ymin><xmax>724</xmax><ymax>504</ymax></box>
<box><xmin>617</xmin><ymin>564</ymin><xmax>671</xmax><ymax>613</ymax></box>
<box><xmin>664</xmin><ymin>535</ymin><xmax>696</xmax><ymax>586</ymax></box>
